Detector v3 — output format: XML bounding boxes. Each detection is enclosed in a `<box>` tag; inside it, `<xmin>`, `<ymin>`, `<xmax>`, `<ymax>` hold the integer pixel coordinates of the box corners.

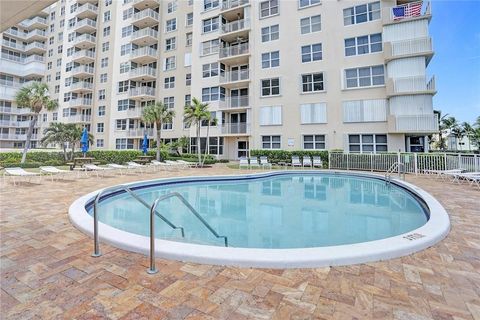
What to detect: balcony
<box><xmin>218</xmin><ymin>95</ymin><xmax>250</xmax><ymax>110</ymax></box>
<box><xmin>76</xmin><ymin>3</ymin><xmax>98</xmax><ymax>19</ymax></box>
<box><xmin>0</xmin><ymin>106</ymin><xmax>32</xmax><ymax>115</ymax></box>
<box><xmin>132</xmin><ymin>0</ymin><xmax>160</xmax><ymax>10</ymax></box>
<box><xmin>383</xmin><ymin>1</ymin><xmax>431</xmax><ymax>25</ymax></box>
<box><xmin>77</xmin><ymin>0</ymin><xmax>98</xmax><ymax>4</ymax></box>
<box><xmin>126</xmin><ymin>128</ymin><xmax>154</xmax><ymax>137</ymax></box>
<box><xmin>220</xmin><ymin>122</ymin><xmax>250</xmax><ymax>136</ymax></box>
<box><xmin>73</xmin><ymin>34</ymin><xmax>96</xmax><ymax>49</ymax></box>
<box><xmin>68</xmin><ymin>98</ymin><xmax>93</xmax><ymax>108</ymax></box>
<box><xmin>131</xmin><ymin>28</ymin><xmax>158</xmax><ymax>46</ymax></box>
<box><xmin>130</xmin><ymin>47</ymin><xmax>157</xmax><ymax>64</ymax></box>
<box><xmin>69</xmin><ymin>81</ymin><xmax>94</xmax><ymax>93</ymax></box>
<box><xmin>1</xmin><ymin>40</ymin><xmax>25</xmax><ymax>51</ymax></box>
<box><xmin>0</xmin><ymin>133</ymin><xmax>37</xmax><ymax>141</ymax></box>
<box><xmin>71</xmin><ymin>50</ymin><xmax>95</xmax><ymax>63</ymax></box>
<box><xmin>72</xmin><ymin>18</ymin><xmax>97</xmax><ymax>33</ymax></box>
<box><xmin>126</xmin><ymin>107</ymin><xmax>144</xmax><ymax>118</ymax></box>
<box><xmin>384</xmin><ymin>37</ymin><xmax>433</xmax><ymax>64</ymax></box>
<box><xmin>388</xmin><ymin>114</ymin><xmax>438</xmax><ymax>133</ymax></box>
<box><xmin>24</xmin><ymin>41</ymin><xmax>47</xmax><ymax>54</ymax></box>
<box><xmin>128</xmin><ymin>66</ymin><xmax>157</xmax><ymax>81</ymax></box>
<box><xmin>386</xmin><ymin>75</ymin><xmax>436</xmax><ymax>97</ymax></box>
<box><xmin>3</xmin><ymin>28</ymin><xmax>25</xmax><ymax>40</ymax></box>
<box><xmin>0</xmin><ymin>120</ymin><xmax>31</xmax><ymax>128</ymax></box>
<box><xmin>132</xmin><ymin>9</ymin><xmax>159</xmax><ymax>28</ymax></box>
<box><xmin>24</xmin><ymin>29</ymin><xmax>47</xmax><ymax>41</ymax></box>
<box><xmin>128</xmin><ymin>87</ymin><xmax>156</xmax><ymax>100</ymax></box>
<box><xmin>64</xmin><ymin>114</ymin><xmax>92</xmax><ymax>123</ymax></box>
<box><xmin>70</xmin><ymin>65</ymin><xmax>94</xmax><ymax>78</ymax></box>
<box><xmin>20</xmin><ymin>16</ymin><xmax>48</xmax><ymax>30</ymax></box>
<box><xmin>221</xmin><ymin>0</ymin><xmax>250</xmax><ymax>20</ymax></box>
<box><xmin>220</xmin><ymin>19</ymin><xmax>250</xmax><ymax>42</ymax></box>
<box><xmin>219</xmin><ymin>69</ymin><xmax>250</xmax><ymax>88</ymax></box>
<box><xmin>219</xmin><ymin>43</ymin><xmax>249</xmax><ymax>64</ymax></box>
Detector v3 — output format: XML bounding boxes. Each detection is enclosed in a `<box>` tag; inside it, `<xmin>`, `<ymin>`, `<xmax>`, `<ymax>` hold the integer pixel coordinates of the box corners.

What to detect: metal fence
<box><xmin>329</xmin><ymin>152</ymin><xmax>480</xmax><ymax>174</ymax></box>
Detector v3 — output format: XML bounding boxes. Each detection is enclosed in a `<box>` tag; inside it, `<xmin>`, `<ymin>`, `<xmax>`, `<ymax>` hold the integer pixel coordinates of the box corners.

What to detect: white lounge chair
<box><xmin>126</xmin><ymin>161</ymin><xmax>148</xmax><ymax>173</ymax></box>
<box><xmin>165</xmin><ymin>160</ymin><xmax>184</xmax><ymax>169</ymax></box>
<box><xmin>313</xmin><ymin>156</ymin><xmax>323</xmax><ymax>168</ymax></box>
<box><xmin>176</xmin><ymin>160</ymin><xmax>197</xmax><ymax>168</ymax></box>
<box><xmin>107</xmin><ymin>163</ymin><xmax>132</xmax><ymax>175</ymax></box>
<box><xmin>84</xmin><ymin>164</ymin><xmax>113</xmax><ymax>177</ymax></box>
<box><xmin>259</xmin><ymin>156</ymin><xmax>272</xmax><ymax>170</ymax></box>
<box><xmin>302</xmin><ymin>156</ymin><xmax>312</xmax><ymax>168</ymax></box>
<box><xmin>423</xmin><ymin>169</ymin><xmax>464</xmax><ymax>179</ymax></box>
<box><xmin>4</xmin><ymin>167</ymin><xmax>41</xmax><ymax>185</ymax></box>
<box><xmin>291</xmin><ymin>156</ymin><xmax>302</xmax><ymax>169</ymax></box>
<box><xmin>151</xmin><ymin>160</ymin><xmax>177</xmax><ymax>171</ymax></box>
<box><xmin>239</xmin><ymin>157</ymin><xmax>249</xmax><ymax>169</ymax></box>
<box><xmin>249</xmin><ymin>157</ymin><xmax>260</xmax><ymax>170</ymax></box>
<box><xmin>39</xmin><ymin>166</ymin><xmax>71</xmax><ymax>181</ymax></box>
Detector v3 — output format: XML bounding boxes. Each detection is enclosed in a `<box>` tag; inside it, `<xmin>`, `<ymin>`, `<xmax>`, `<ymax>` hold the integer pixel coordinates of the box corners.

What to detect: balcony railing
<box><xmin>72</xmin><ymin>18</ymin><xmax>97</xmax><ymax>30</ymax></box>
<box><xmin>126</xmin><ymin>108</ymin><xmax>144</xmax><ymax>118</ymax></box>
<box><xmin>130</xmin><ymin>47</ymin><xmax>157</xmax><ymax>59</ymax></box>
<box><xmin>221</xmin><ymin>122</ymin><xmax>250</xmax><ymax>135</ymax></box>
<box><xmin>0</xmin><ymin>133</ymin><xmax>38</xmax><ymax>140</ymax></box>
<box><xmin>25</xmin><ymin>29</ymin><xmax>46</xmax><ymax>39</ymax></box>
<box><xmin>71</xmin><ymin>50</ymin><xmax>95</xmax><ymax>60</ymax></box>
<box><xmin>129</xmin><ymin>87</ymin><xmax>156</xmax><ymax>98</ymax></box>
<box><xmin>25</xmin><ymin>41</ymin><xmax>47</xmax><ymax>51</ymax></box>
<box><xmin>0</xmin><ymin>120</ymin><xmax>31</xmax><ymax>127</ymax></box>
<box><xmin>383</xmin><ymin>1</ymin><xmax>431</xmax><ymax>24</ymax></box>
<box><xmin>385</xmin><ymin>37</ymin><xmax>432</xmax><ymax>59</ymax></box>
<box><xmin>131</xmin><ymin>28</ymin><xmax>158</xmax><ymax>41</ymax></box>
<box><xmin>133</xmin><ymin>8</ymin><xmax>159</xmax><ymax>22</ymax></box>
<box><xmin>70</xmin><ymin>65</ymin><xmax>94</xmax><ymax>75</ymax></box>
<box><xmin>219</xmin><ymin>70</ymin><xmax>249</xmax><ymax>84</ymax></box>
<box><xmin>219</xmin><ymin>43</ymin><xmax>249</xmax><ymax>58</ymax></box>
<box><xmin>64</xmin><ymin>114</ymin><xmax>92</xmax><ymax>123</ymax></box>
<box><xmin>68</xmin><ymin>98</ymin><xmax>93</xmax><ymax>107</ymax></box>
<box><xmin>74</xmin><ymin>34</ymin><xmax>96</xmax><ymax>45</ymax></box>
<box><xmin>388</xmin><ymin>114</ymin><xmax>438</xmax><ymax>133</ymax></box>
<box><xmin>129</xmin><ymin>66</ymin><xmax>157</xmax><ymax>78</ymax></box>
<box><xmin>19</xmin><ymin>16</ymin><xmax>47</xmax><ymax>28</ymax></box>
<box><xmin>24</xmin><ymin>55</ymin><xmax>45</xmax><ymax>63</ymax></box>
<box><xmin>127</xmin><ymin>128</ymin><xmax>154</xmax><ymax>137</ymax></box>
<box><xmin>218</xmin><ymin>95</ymin><xmax>249</xmax><ymax>109</ymax></box>
<box><xmin>75</xmin><ymin>3</ymin><xmax>99</xmax><ymax>15</ymax></box>
<box><xmin>221</xmin><ymin>0</ymin><xmax>249</xmax><ymax>10</ymax></box>
<box><xmin>221</xmin><ymin>19</ymin><xmax>250</xmax><ymax>34</ymax></box>
<box><xmin>69</xmin><ymin>81</ymin><xmax>93</xmax><ymax>91</ymax></box>
<box><xmin>388</xmin><ymin>75</ymin><xmax>436</xmax><ymax>95</ymax></box>
<box><xmin>0</xmin><ymin>106</ymin><xmax>31</xmax><ymax>114</ymax></box>
<box><xmin>2</xmin><ymin>40</ymin><xmax>25</xmax><ymax>50</ymax></box>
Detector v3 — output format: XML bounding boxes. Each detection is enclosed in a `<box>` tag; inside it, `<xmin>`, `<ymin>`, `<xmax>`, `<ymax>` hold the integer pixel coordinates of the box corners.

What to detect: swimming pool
<box><xmin>69</xmin><ymin>171</ymin><xmax>450</xmax><ymax>268</ymax></box>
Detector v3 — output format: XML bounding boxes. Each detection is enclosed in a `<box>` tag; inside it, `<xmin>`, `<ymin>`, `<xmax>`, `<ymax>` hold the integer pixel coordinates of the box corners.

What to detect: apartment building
<box><xmin>0</xmin><ymin>0</ymin><xmax>438</xmax><ymax>158</ymax></box>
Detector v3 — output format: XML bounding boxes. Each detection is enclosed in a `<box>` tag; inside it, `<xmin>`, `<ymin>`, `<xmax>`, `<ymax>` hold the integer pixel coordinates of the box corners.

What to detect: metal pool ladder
<box><xmin>385</xmin><ymin>162</ymin><xmax>406</xmax><ymax>185</ymax></box>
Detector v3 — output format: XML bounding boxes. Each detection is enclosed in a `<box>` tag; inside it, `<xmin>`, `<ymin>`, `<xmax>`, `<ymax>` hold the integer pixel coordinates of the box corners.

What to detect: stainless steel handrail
<box><xmin>147</xmin><ymin>192</ymin><xmax>228</xmax><ymax>274</ymax></box>
<box><xmin>385</xmin><ymin>162</ymin><xmax>405</xmax><ymax>184</ymax></box>
<box><xmin>92</xmin><ymin>185</ymin><xmax>185</xmax><ymax>257</ymax></box>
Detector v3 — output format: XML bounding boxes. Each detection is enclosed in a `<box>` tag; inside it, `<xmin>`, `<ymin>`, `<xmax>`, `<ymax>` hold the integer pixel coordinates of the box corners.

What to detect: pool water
<box><xmin>89</xmin><ymin>173</ymin><xmax>428</xmax><ymax>249</ymax></box>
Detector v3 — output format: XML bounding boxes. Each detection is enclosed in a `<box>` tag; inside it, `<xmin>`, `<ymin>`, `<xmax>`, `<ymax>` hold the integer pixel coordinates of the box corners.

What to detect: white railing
<box><xmin>0</xmin><ymin>120</ymin><xmax>31</xmax><ymax>127</ymax></box>
<box><xmin>76</xmin><ymin>3</ymin><xmax>98</xmax><ymax>15</ymax></box>
<box><xmin>393</xmin><ymin>114</ymin><xmax>439</xmax><ymax>132</ymax></box>
<box><xmin>131</xmin><ymin>28</ymin><xmax>158</xmax><ymax>41</ymax></box>
<box><xmin>329</xmin><ymin>152</ymin><xmax>480</xmax><ymax>174</ymax></box>
<box><xmin>129</xmin><ymin>66</ymin><xmax>157</xmax><ymax>78</ymax></box>
<box><xmin>218</xmin><ymin>95</ymin><xmax>249</xmax><ymax>109</ymax></box>
<box><xmin>219</xmin><ymin>43</ymin><xmax>249</xmax><ymax>58</ymax></box>
<box><xmin>20</xmin><ymin>16</ymin><xmax>47</xmax><ymax>28</ymax></box>
<box><xmin>25</xmin><ymin>41</ymin><xmax>47</xmax><ymax>51</ymax></box>
<box><xmin>0</xmin><ymin>133</ymin><xmax>37</xmax><ymax>140</ymax></box>
<box><xmin>133</xmin><ymin>0</ymin><xmax>160</xmax><ymax>6</ymax></box>
<box><xmin>126</xmin><ymin>108</ymin><xmax>144</xmax><ymax>118</ymax></box>
<box><xmin>426</xmin><ymin>76</ymin><xmax>435</xmax><ymax>91</ymax></box>
<box><xmin>390</xmin><ymin>37</ymin><xmax>432</xmax><ymax>57</ymax></box>
<box><xmin>221</xmin><ymin>19</ymin><xmax>250</xmax><ymax>34</ymax></box>
<box><xmin>127</xmin><ymin>128</ymin><xmax>154</xmax><ymax>137</ymax></box>
<box><xmin>129</xmin><ymin>87</ymin><xmax>156</xmax><ymax>97</ymax></box>
<box><xmin>390</xmin><ymin>75</ymin><xmax>435</xmax><ymax>93</ymax></box>
<box><xmin>0</xmin><ymin>107</ymin><xmax>31</xmax><ymax>114</ymax></box>
<box><xmin>70</xmin><ymin>81</ymin><xmax>93</xmax><ymax>91</ymax></box>
<box><xmin>74</xmin><ymin>34</ymin><xmax>96</xmax><ymax>45</ymax></box>
<box><xmin>221</xmin><ymin>122</ymin><xmax>250</xmax><ymax>135</ymax></box>
<box><xmin>64</xmin><ymin>114</ymin><xmax>92</xmax><ymax>123</ymax></box>
<box><xmin>25</xmin><ymin>29</ymin><xmax>46</xmax><ymax>39</ymax></box>
<box><xmin>133</xmin><ymin>8</ymin><xmax>159</xmax><ymax>22</ymax></box>
<box><xmin>73</xmin><ymin>18</ymin><xmax>97</xmax><ymax>30</ymax></box>
<box><xmin>130</xmin><ymin>47</ymin><xmax>157</xmax><ymax>59</ymax></box>
<box><xmin>2</xmin><ymin>40</ymin><xmax>25</xmax><ymax>50</ymax></box>
<box><xmin>386</xmin><ymin>1</ymin><xmax>431</xmax><ymax>23</ymax></box>
<box><xmin>221</xmin><ymin>0</ymin><xmax>249</xmax><ymax>10</ymax></box>
<box><xmin>219</xmin><ymin>70</ymin><xmax>249</xmax><ymax>83</ymax></box>
<box><xmin>70</xmin><ymin>65</ymin><xmax>94</xmax><ymax>75</ymax></box>
<box><xmin>68</xmin><ymin>98</ymin><xmax>93</xmax><ymax>107</ymax></box>
<box><xmin>24</xmin><ymin>55</ymin><xmax>45</xmax><ymax>63</ymax></box>
<box><xmin>72</xmin><ymin>50</ymin><xmax>95</xmax><ymax>60</ymax></box>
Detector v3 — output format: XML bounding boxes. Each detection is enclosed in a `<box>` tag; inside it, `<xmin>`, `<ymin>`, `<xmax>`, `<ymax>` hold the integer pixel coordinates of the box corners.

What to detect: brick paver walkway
<box><xmin>1</xmin><ymin>165</ymin><xmax>479</xmax><ymax>319</ymax></box>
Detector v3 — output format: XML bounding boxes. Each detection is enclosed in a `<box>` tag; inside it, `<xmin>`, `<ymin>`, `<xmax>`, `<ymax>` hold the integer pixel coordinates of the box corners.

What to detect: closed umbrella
<box><xmin>80</xmin><ymin>127</ymin><xmax>89</xmax><ymax>157</ymax></box>
<box><xmin>142</xmin><ymin>134</ymin><xmax>148</xmax><ymax>155</ymax></box>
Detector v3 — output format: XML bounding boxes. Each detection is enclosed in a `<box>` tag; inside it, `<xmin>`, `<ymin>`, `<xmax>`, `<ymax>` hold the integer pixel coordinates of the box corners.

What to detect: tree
<box><xmin>64</xmin><ymin>125</ymin><xmax>94</xmax><ymax>160</ymax></box>
<box><xmin>184</xmin><ymin>98</ymin><xmax>211</xmax><ymax>165</ymax></box>
<box><xmin>462</xmin><ymin>122</ymin><xmax>475</xmax><ymax>151</ymax></box>
<box><xmin>434</xmin><ymin>110</ymin><xmax>449</xmax><ymax>150</ymax></box>
<box><xmin>201</xmin><ymin>115</ymin><xmax>218</xmax><ymax>166</ymax></box>
<box><xmin>142</xmin><ymin>102</ymin><xmax>175</xmax><ymax>161</ymax></box>
<box><xmin>441</xmin><ymin>116</ymin><xmax>460</xmax><ymax>150</ymax></box>
<box><xmin>41</xmin><ymin>122</ymin><xmax>69</xmax><ymax>160</ymax></box>
<box><xmin>15</xmin><ymin>82</ymin><xmax>58</xmax><ymax>163</ymax></box>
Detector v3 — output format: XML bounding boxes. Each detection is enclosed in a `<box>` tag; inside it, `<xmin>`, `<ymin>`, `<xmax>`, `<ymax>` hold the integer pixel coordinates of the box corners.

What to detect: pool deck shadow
<box><xmin>1</xmin><ymin>165</ymin><xmax>479</xmax><ymax>320</ymax></box>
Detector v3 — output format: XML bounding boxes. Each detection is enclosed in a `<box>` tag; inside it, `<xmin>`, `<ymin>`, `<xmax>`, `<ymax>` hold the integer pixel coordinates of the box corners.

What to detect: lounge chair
<box><xmin>126</xmin><ymin>161</ymin><xmax>148</xmax><ymax>173</ymax></box>
<box><xmin>291</xmin><ymin>156</ymin><xmax>302</xmax><ymax>169</ymax></box>
<box><xmin>313</xmin><ymin>156</ymin><xmax>323</xmax><ymax>168</ymax></box>
<box><xmin>165</xmin><ymin>160</ymin><xmax>184</xmax><ymax>169</ymax></box>
<box><xmin>107</xmin><ymin>163</ymin><xmax>132</xmax><ymax>175</ymax></box>
<box><xmin>151</xmin><ymin>160</ymin><xmax>177</xmax><ymax>171</ymax></box>
<box><xmin>259</xmin><ymin>156</ymin><xmax>272</xmax><ymax>170</ymax></box>
<box><xmin>83</xmin><ymin>164</ymin><xmax>113</xmax><ymax>177</ymax></box>
<box><xmin>176</xmin><ymin>160</ymin><xmax>197</xmax><ymax>168</ymax></box>
<box><xmin>249</xmin><ymin>157</ymin><xmax>260</xmax><ymax>170</ymax></box>
<box><xmin>239</xmin><ymin>157</ymin><xmax>249</xmax><ymax>169</ymax></box>
<box><xmin>39</xmin><ymin>166</ymin><xmax>71</xmax><ymax>181</ymax></box>
<box><xmin>423</xmin><ymin>168</ymin><xmax>464</xmax><ymax>179</ymax></box>
<box><xmin>445</xmin><ymin>171</ymin><xmax>480</xmax><ymax>185</ymax></box>
<box><xmin>302</xmin><ymin>156</ymin><xmax>312</xmax><ymax>168</ymax></box>
<box><xmin>4</xmin><ymin>167</ymin><xmax>42</xmax><ymax>185</ymax></box>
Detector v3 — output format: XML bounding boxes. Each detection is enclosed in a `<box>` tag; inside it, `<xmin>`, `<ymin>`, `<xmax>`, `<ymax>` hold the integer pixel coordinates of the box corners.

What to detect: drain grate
<box><xmin>403</xmin><ymin>233</ymin><xmax>425</xmax><ymax>241</ymax></box>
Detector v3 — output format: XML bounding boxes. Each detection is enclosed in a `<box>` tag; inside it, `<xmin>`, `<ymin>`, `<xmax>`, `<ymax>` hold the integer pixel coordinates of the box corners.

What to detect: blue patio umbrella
<box><xmin>142</xmin><ymin>134</ymin><xmax>148</xmax><ymax>155</ymax></box>
<box><xmin>80</xmin><ymin>127</ymin><xmax>89</xmax><ymax>157</ymax></box>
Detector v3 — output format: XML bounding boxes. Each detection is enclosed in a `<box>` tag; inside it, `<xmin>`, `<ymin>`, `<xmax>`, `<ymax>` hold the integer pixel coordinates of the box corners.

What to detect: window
<box><xmin>54</xmin><ymin>85</ymin><xmax>60</xmax><ymax>93</ymax></box>
<box><xmin>300</xmin><ymin>103</ymin><xmax>327</xmax><ymax>124</ymax></box>
<box><xmin>303</xmin><ymin>135</ymin><xmax>325</xmax><ymax>150</ymax></box>
<box><xmin>343</xmin><ymin>2</ymin><xmax>381</xmax><ymax>26</ymax></box>
<box><xmin>50</xmin><ymin>24</ymin><xmax>54</xmax><ymax>32</ymax></box>
<box><xmin>121</xmin><ymin>26</ymin><xmax>133</xmax><ymax>38</ymax></box>
<box><xmin>164</xmin><ymin>76</ymin><xmax>175</xmax><ymax>89</ymax></box>
<box><xmin>186</xmin><ymin>32</ymin><xmax>193</xmax><ymax>46</ymax></box>
<box><xmin>116</xmin><ymin>138</ymin><xmax>134</xmax><ymax>149</ymax></box>
<box><xmin>123</xmin><ymin>8</ymin><xmax>133</xmax><ymax>20</ymax></box>
<box><xmin>202</xmin><ymin>86</ymin><xmax>225</xmax><ymax>101</ymax></box>
<box><xmin>185</xmin><ymin>73</ymin><xmax>191</xmax><ymax>86</ymax></box>
<box><xmin>120</xmin><ymin>62</ymin><xmax>130</xmax><ymax>73</ymax></box>
<box><xmin>185</xmin><ymin>94</ymin><xmax>191</xmax><ymax>106</ymax></box>
<box><xmin>58</xmin><ymin>32</ymin><xmax>63</xmax><ymax>41</ymax></box>
<box><xmin>201</xmin><ymin>39</ymin><xmax>219</xmax><ymax>55</ymax></box>
<box><xmin>47</xmin><ymin>62</ymin><xmax>52</xmax><ymax>70</ymax></box>
<box><xmin>101</xmin><ymin>57</ymin><xmax>108</xmax><ymax>67</ymax></box>
<box><xmin>96</xmin><ymin>139</ymin><xmax>104</xmax><ymax>148</ymax></box>
<box><xmin>118</xmin><ymin>80</ymin><xmax>130</xmax><ymax>93</ymax></box>
<box><xmin>104</xmin><ymin>11</ymin><xmax>111</xmax><ymax>22</ymax></box>
<box><xmin>348</xmin><ymin>134</ymin><xmax>387</xmax><ymax>153</ymax></box>
<box><xmin>260</xmin><ymin>106</ymin><xmax>282</xmax><ymax>125</ymax></box>
<box><xmin>49</xmin><ymin>36</ymin><xmax>54</xmax><ymax>45</ymax></box>
<box><xmin>102</xmin><ymin>42</ymin><xmax>109</xmax><ymax>52</ymax></box>
<box><xmin>105</xmin><ymin>0</ymin><xmax>112</xmax><ymax>6</ymax></box>
<box><xmin>98</xmin><ymin>89</ymin><xmax>106</xmax><ymax>100</ymax></box>
<box><xmin>299</xmin><ymin>0</ymin><xmax>320</xmax><ymax>8</ymax></box>
<box><xmin>344</xmin><ymin>33</ymin><xmax>382</xmax><ymax>56</ymax></box>
<box><xmin>120</xmin><ymin>44</ymin><xmax>133</xmax><ymax>56</ymax></box>
<box><xmin>117</xmin><ymin>99</ymin><xmax>135</xmax><ymax>111</ymax></box>
<box><xmin>167</xmin><ymin>1</ymin><xmax>177</xmax><ymax>13</ymax></box>
<box><xmin>202</xmin><ymin>63</ymin><xmax>219</xmax><ymax>78</ymax></box>
<box><xmin>116</xmin><ymin>119</ymin><xmax>127</xmax><ymax>130</ymax></box>
<box><xmin>261</xmin><ymin>51</ymin><xmax>280</xmax><ymax>68</ymax></box>
<box><xmin>163</xmin><ymin>96</ymin><xmax>174</xmax><ymax>109</ymax></box>
<box><xmin>300</xmin><ymin>14</ymin><xmax>321</xmax><ymax>34</ymax></box>
<box><xmin>53</xmin><ymin>112</ymin><xmax>58</xmax><ymax>121</ymax></box>
<box><xmin>342</xmin><ymin>99</ymin><xmax>387</xmax><ymax>122</ymax></box>
<box><xmin>42</xmin><ymin>113</ymin><xmax>48</xmax><ymax>122</ymax></box>
<box><xmin>164</xmin><ymin>56</ymin><xmax>176</xmax><ymax>70</ymax></box>
<box><xmin>262</xmin><ymin>136</ymin><xmax>281</xmax><ymax>149</ymax></box>
<box><xmin>56</xmin><ymin>58</ymin><xmax>62</xmax><ymax>67</ymax></box>
<box><xmin>97</xmin><ymin>123</ymin><xmax>104</xmax><ymax>133</ymax></box>
<box><xmin>55</xmin><ymin>72</ymin><xmax>61</xmax><ymax>80</ymax></box>
<box><xmin>186</xmin><ymin>12</ymin><xmax>193</xmax><ymax>26</ymax></box>
<box><xmin>103</xmin><ymin>26</ymin><xmax>110</xmax><ymax>37</ymax></box>
<box><xmin>260</xmin><ymin>0</ymin><xmax>279</xmax><ymax>18</ymax></box>
<box><xmin>301</xmin><ymin>43</ymin><xmax>322</xmax><ymax>62</ymax></box>
<box><xmin>203</xmin><ymin>17</ymin><xmax>219</xmax><ymax>33</ymax></box>
<box><xmin>203</xmin><ymin>0</ymin><xmax>219</xmax><ymax>11</ymax></box>
<box><xmin>302</xmin><ymin>73</ymin><xmax>324</xmax><ymax>92</ymax></box>
<box><xmin>261</xmin><ymin>78</ymin><xmax>280</xmax><ymax>96</ymax></box>
<box><xmin>166</xmin><ymin>18</ymin><xmax>177</xmax><ymax>32</ymax></box>
<box><xmin>57</xmin><ymin>45</ymin><xmax>63</xmax><ymax>54</ymax></box>
<box><xmin>261</xmin><ymin>25</ymin><xmax>279</xmax><ymax>42</ymax></box>
<box><xmin>345</xmin><ymin>65</ymin><xmax>385</xmax><ymax>88</ymax></box>
<box><xmin>98</xmin><ymin>106</ymin><xmax>105</xmax><ymax>116</ymax></box>
<box><xmin>100</xmin><ymin>73</ymin><xmax>107</xmax><ymax>83</ymax></box>
<box><xmin>48</xmin><ymin>49</ymin><xmax>53</xmax><ymax>57</ymax></box>
<box><xmin>165</xmin><ymin>37</ymin><xmax>176</xmax><ymax>51</ymax></box>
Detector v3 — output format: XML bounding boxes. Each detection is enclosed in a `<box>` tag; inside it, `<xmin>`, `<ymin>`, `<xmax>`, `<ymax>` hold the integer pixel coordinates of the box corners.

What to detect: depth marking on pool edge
<box><xmin>403</xmin><ymin>233</ymin><xmax>426</xmax><ymax>241</ymax></box>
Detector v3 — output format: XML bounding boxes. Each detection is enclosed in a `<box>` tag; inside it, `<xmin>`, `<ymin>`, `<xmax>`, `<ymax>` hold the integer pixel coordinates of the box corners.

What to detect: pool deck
<box><xmin>1</xmin><ymin>165</ymin><xmax>479</xmax><ymax>320</ymax></box>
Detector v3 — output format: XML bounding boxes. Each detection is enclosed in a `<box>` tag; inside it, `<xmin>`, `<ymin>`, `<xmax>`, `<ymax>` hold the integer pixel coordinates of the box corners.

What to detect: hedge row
<box><xmin>250</xmin><ymin>150</ymin><xmax>329</xmax><ymax>167</ymax></box>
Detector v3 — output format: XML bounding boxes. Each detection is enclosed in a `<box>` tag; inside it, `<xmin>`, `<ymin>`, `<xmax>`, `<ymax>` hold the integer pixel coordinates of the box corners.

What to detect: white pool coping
<box><xmin>68</xmin><ymin>170</ymin><xmax>450</xmax><ymax>269</ymax></box>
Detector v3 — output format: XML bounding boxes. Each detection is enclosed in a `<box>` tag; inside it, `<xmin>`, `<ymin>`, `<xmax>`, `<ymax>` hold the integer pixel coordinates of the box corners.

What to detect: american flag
<box><xmin>392</xmin><ymin>1</ymin><xmax>423</xmax><ymax>20</ymax></box>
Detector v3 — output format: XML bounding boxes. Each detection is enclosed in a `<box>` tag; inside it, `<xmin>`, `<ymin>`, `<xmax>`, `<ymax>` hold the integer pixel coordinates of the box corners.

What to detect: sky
<box><xmin>428</xmin><ymin>0</ymin><xmax>480</xmax><ymax>124</ymax></box>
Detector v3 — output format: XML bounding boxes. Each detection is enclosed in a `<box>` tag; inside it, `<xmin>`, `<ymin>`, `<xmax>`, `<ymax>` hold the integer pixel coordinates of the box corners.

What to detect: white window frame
<box><xmin>301</xmin><ymin>43</ymin><xmax>322</xmax><ymax>63</ymax></box>
<box><xmin>344</xmin><ymin>65</ymin><xmax>385</xmax><ymax>89</ymax></box>
<box><xmin>299</xmin><ymin>0</ymin><xmax>320</xmax><ymax>9</ymax></box>
<box><xmin>165</xmin><ymin>37</ymin><xmax>176</xmax><ymax>51</ymax></box>
<box><xmin>261</xmin><ymin>51</ymin><xmax>280</xmax><ymax>69</ymax></box>
<box><xmin>300</xmin><ymin>102</ymin><xmax>327</xmax><ymax>124</ymax></box>
<box><xmin>260</xmin><ymin>106</ymin><xmax>282</xmax><ymax>126</ymax></box>
<box><xmin>165</xmin><ymin>18</ymin><xmax>177</xmax><ymax>32</ymax></box>
<box><xmin>300</xmin><ymin>14</ymin><xmax>321</xmax><ymax>34</ymax></box>
<box><xmin>348</xmin><ymin>134</ymin><xmax>387</xmax><ymax>153</ymax></box>
<box><xmin>303</xmin><ymin>135</ymin><xmax>326</xmax><ymax>150</ymax></box>
<box><xmin>344</xmin><ymin>33</ymin><xmax>382</xmax><ymax>56</ymax></box>
<box><xmin>260</xmin><ymin>0</ymin><xmax>279</xmax><ymax>18</ymax></box>
<box><xmin>301</xmin><ymin>72</ymin><xmax>325</xmax><ymax>93</ymax></box>
<box><xmin>261</xmin><ymin>24</ymin><xmax>279</xmax><ymax>42</ymax></box>
<box><xmin>261</xmin><ymin>78</ymin><xmax>280</xmax><ymax>97</ymax></box>
<box><xmin>343</xmin><ymin>1</ymin><xmax>381</xmax><ymax>26</ymax></box>
<box><xmin>261</xmin><ymin>135</ymin><xmax>281</xmax><ymax>149</ymax></box>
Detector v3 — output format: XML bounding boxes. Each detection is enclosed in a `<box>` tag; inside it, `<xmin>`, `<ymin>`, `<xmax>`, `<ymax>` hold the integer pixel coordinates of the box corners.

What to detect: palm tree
<box><xmin>63</xmin><ymin>125</ymin><xmax>94</xmax><ymax>160</ymax></box>
<box><xmin>434</xmin><ymin>110</ymin><xmax>449</xmax><ymax>150</ymax></box>
<box><xmin>15</xmin><ymin>82</ymin><xmax>58</xmax><ymax>163</ymax></box>
<box><xmin>142</xmin><ymin>102</ymin><xmax>175</xmax><ymax>161</ymax></box>
<box><xmin>462</xmin><ymin>122</ymin><xmax>475</xmax><ymax>151</ymax></box>
<box><xmin>441</xmin><ymin>116</ymin><xmax>460</xmax><ymax>150</ymax></box>
<box><xmin>201</xmin><ymin>115</ymin><xmax>218</xmax><ymax>166</ymax></box>
<box><xmin>41</xmin><ymin>122</ymin><xmax>69</xmax><ymax>160</ymax></box>
<box><xmin>184</xmin><ymin>98</ymin><xmax>211</xmax><ymax>165</ymax></box>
